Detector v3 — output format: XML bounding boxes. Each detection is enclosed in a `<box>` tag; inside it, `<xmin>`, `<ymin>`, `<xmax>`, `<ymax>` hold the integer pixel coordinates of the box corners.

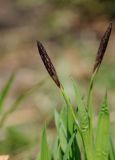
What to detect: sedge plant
<box><xmin>36</xmin><ymin>23</ymin><xmax>115</xmax><ymax>160</ymax></box>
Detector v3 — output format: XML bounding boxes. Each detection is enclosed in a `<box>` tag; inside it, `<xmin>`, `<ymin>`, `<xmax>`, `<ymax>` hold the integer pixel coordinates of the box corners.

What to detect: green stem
<box><xmin>87</xmin><ymin>70</ymin><xmax>97</xmax><ymax>126</ymax></box>
<box><xmin>60</xmin><ymin>87</ymin><xmax>83</xmax><ymax>143</ymax></box>
<box><xmin>87</xmin><ymin>71</ymin><xmax>97</xmax><ymax>158</ymax></box>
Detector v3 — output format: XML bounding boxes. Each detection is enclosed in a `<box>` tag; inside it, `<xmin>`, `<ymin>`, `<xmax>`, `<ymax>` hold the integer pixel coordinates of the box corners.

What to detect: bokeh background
<box><xmin>0</xmin><ymin>0</ymin><xmax>115</xmax><ymax>159</ymax></box>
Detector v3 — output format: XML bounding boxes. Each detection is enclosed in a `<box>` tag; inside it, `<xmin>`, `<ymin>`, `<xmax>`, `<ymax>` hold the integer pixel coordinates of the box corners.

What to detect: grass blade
<box><xmin>54</xmin><ymin>109</ymin><xmax>67</xmax><ymax>137</ymax></box>
<box><xmin>95</xmin><ymin>93</ymin><xmax>110</xmax><ymax>160</ymax></box>
<box><xmin>52</xmin><ymin>137</ymin><xmax>62</xmax><ymax>160</ymax></box>
<box><xmin>109</xmin><ymin>137</ymin><xmax>115</xmax><ymax>160</ymax></box>
<box><xmin>54</xmin><ymin>110</ymin><xmax>67</xmax><ymax>152</ymax></box>
<box><xmin>61</xmin><ymin>88</ymin><xmax>82</xmax><ymax>136</ymax></box>
<box><xmin>40</xmin><ymin>127</ymin><xmax>51</xmax><ymax>160</ymax></box>
<box><xmin>72</xmin><ymin>79</ymin><xmax>95</xmax><ymax>160</ymax></box>
<box><xmin>0</xmin><ymin>73</ymin><xmax>15</xmax><ymax>113</ymax></box>
<box><xmin>72</xmin><ymin>79</ymin><xmax>89</xmax><ymax>133</ymax></box>
<box><xmin>63</xmin><ymin>133</ymin><xmax>75</xmax><ymax>160</ymax></box>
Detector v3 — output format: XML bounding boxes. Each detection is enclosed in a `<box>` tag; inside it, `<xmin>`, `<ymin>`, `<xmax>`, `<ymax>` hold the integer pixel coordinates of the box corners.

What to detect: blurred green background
<box><xmin>0</xmin><ymin>0</ymin><xmax>115</xmax><ymax>159</ymax></box>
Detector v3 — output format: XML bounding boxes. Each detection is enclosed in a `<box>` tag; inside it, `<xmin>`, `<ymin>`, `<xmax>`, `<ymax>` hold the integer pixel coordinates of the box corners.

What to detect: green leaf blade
<box><xmin>72</xmin><ymin>79</ymin><xmax>89</xmax><ymax>133</ymax></box>
<box><xmin>95</xmin><ymin>94</ymin><xmax>110</xmax><ymax>160</ymax></box>
<box><xmin>0</xmin><ymin>73</ymin><xmax>15</xmax><ymax>113</ymax></box>
<box><xmin>40</xmin><ymin>127</ymin><xmax>51</xmax><ymax>160</ymax></box>
<box><xmin>109</xmin><ymin>137</ymin><xmax>115</xmax><ymax>160</ymax></box>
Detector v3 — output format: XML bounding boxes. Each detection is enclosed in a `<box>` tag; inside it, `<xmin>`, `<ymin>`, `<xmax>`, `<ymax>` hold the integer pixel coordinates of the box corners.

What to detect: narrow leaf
<box><xmin>52</xmin><ymin>137</ymin><xmax>62</xmax><ymax>160</ymax></box>
<box><xmin>95</xmin><ymin>93</ymin><xmax>110</xmax><ymax>160</ymax></box>
<box><xmin>63</xmin><ymin>132</ymin><xmax>81</xmax><ymax>160</ymax></box>
<box><xmin>109</xmin><ymin>137</ymin><xmax>115</xmax><ymax>160</ymax></box>
<box><xmin>63</xmin><ymin>133</ymin><xmax>75</xmax><ymax>160</ymax></box>
<box><xmin>61</xmin><ymin>88</ymin><xmax>82</xmax><ymax>136</ymax></box>
<box><xmin>54</xmin><ymin>109</ymin><xmax>67</xmax><ymax>137</ymax></box>
<box><xmin>40</xmin><ymin>127</ymin><xmax>51</xmax><ymax>160</ymax></box>
<box><xmin>54</xmin><ymin>110</ymin><xmax>67</xmax><ymax>152</ymax></box>
<box><xmin>60</xmin><ymin>106</ymin><xmax>68</xmax><ymax>131</ymax></box>
<box><xmin>72</xmin><ymin>79</ymin><xmax>89</xmax><ymax>133</ymax></box>
<box><xmin>72</xmin><ymin>79</ymin><xmax>95</xmax><ymax>160</ymax></box>
<box><xmin>0</xmin><ymin>73</ymin><xmax>15</xmax><ymax>113</ymax></box>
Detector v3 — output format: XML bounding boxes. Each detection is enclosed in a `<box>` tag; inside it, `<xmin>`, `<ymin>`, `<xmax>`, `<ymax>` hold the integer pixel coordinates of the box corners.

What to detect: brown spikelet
<box><xmin>37</xmin><ymin>41</ymin><xmax>61</xmax><ymax>88</ymax></box>
<box><xmin>93</xmin><ymin>23</ymin><xmax>112</xmax><ymax>73</ymax></box>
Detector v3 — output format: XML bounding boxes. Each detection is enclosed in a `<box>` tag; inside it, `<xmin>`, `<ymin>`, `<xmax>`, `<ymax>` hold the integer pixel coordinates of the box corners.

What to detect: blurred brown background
<box><xmin>0</xmin><ymin>0</ymin><xmax>115</xmax><ymax>159</ymax></box>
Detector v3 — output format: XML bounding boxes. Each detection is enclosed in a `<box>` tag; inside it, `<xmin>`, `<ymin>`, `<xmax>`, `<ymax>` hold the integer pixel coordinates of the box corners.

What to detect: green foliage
<box><xmin>54</xmin><ymin>106</ymin><xmax>81</xmax><ymax>160</ymax></box>
<box><xmin>39</xmin><ymin>79</ymin><xmax>114</xmax><ymax>160</ymax></box>
<box><xmin>38</xmin><ymin>127</ymin><xmax>51</xmax><ymax>160</ymax></box>
<box><xmin>109</xmin><ymin>137</ymin><xmax>115</xmax><ymax>160</ymax></box>
<box><xmin>95</xmin><ymin>94</ymin><xmax>110</xmax><ymax>160</ymax></box>
<box><xmin>37</xmin><ymin>24</ymin><xmax>114</xmax><ymax>160</ymax></box>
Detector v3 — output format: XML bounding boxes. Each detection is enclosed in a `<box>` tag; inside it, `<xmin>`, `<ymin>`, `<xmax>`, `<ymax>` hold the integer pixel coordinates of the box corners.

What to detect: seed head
<box><xmin>37</xmin><ymin>41</ymin><xmax>61</xmax><ymax>88</ymax></box>
<box><xmin>93</xmin><ymin>23</ymin><xmax>112</xmax><ymax>73</ymax></box>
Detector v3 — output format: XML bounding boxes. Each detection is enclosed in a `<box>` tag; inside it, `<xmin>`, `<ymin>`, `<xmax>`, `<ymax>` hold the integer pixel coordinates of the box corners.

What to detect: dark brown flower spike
<box><xmin>37</xmin><ymin>41</ymin><xmax>61</xmax><ymax>88</ymax></box>
<box><xmin>93</xmin><ymin>23</ymin><xmax>112</xmax><ymax>73</ymax></box>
